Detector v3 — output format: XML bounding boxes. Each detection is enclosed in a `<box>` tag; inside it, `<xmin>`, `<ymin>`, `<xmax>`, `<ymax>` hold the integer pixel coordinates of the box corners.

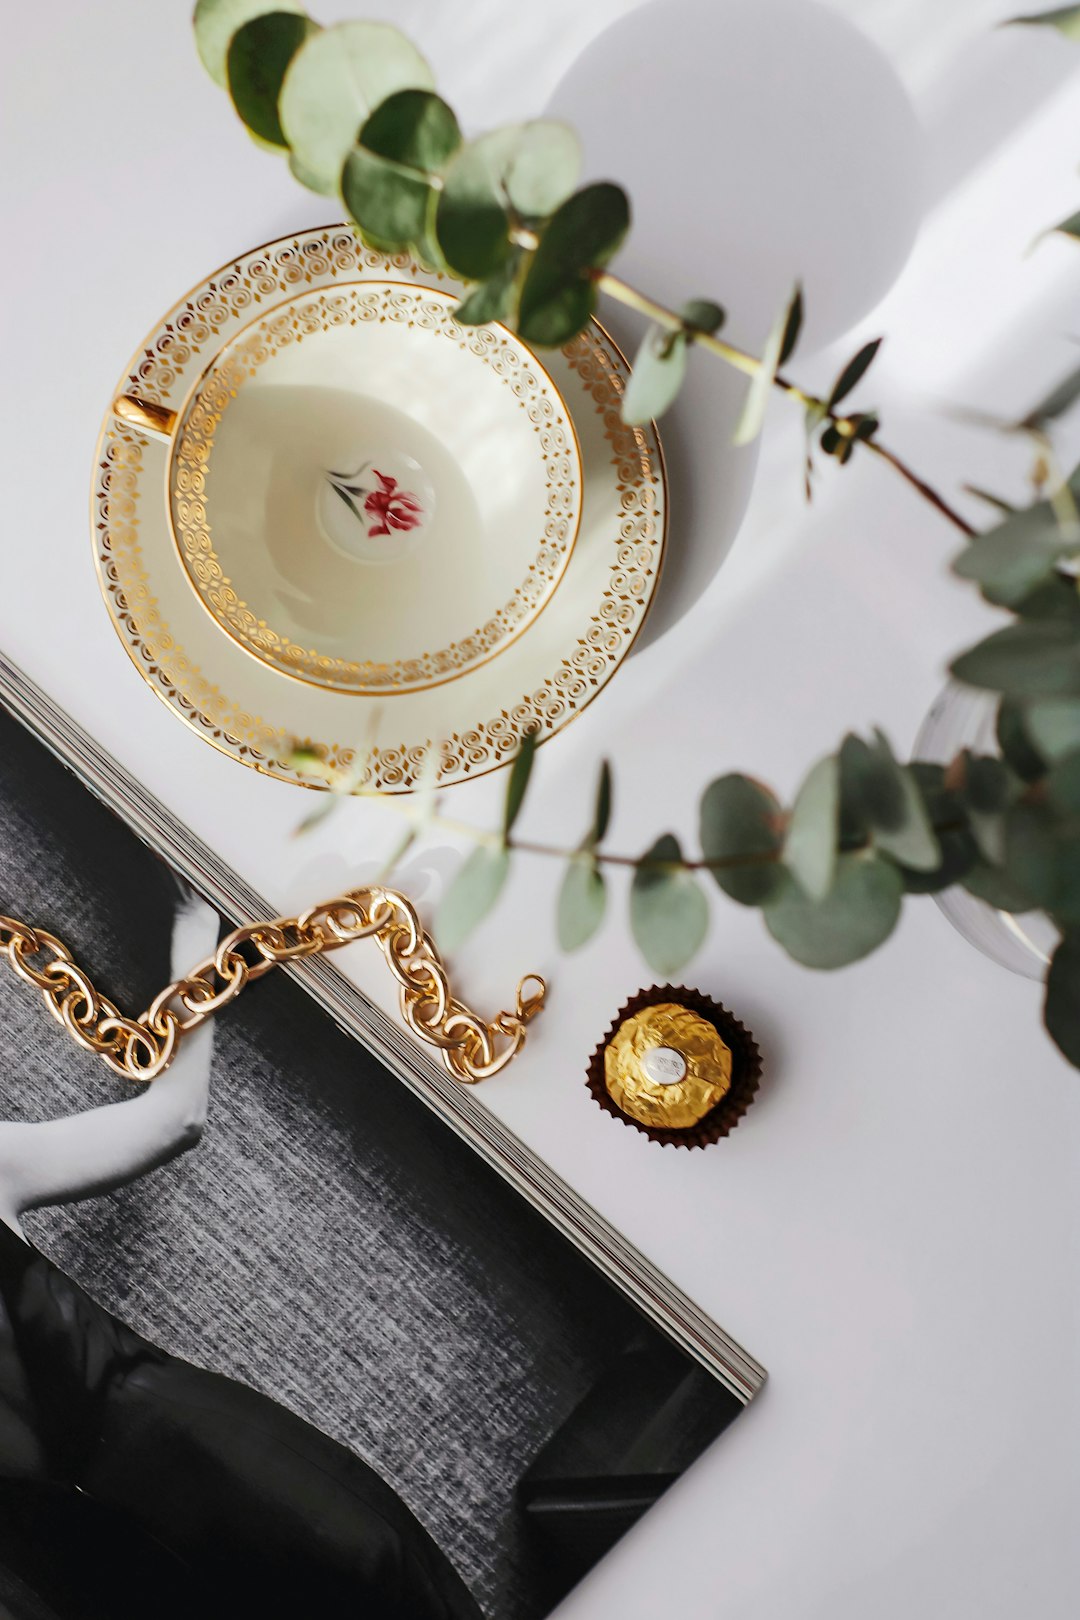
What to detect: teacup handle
<box><xmin>113</xmin><ymin>394</ymin><xmax>178</xmax><ymax>442</ymax></box>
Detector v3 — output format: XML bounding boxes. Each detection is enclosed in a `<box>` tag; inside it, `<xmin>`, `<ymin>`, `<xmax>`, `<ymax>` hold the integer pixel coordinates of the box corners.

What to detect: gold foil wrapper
<box><xmin>604</xmin><ymin>1003</ymin><xmax>732</xmax><ymax>1129</ymax></box>
<box><xmin>587</xmin><ymin>986</ymin><xmax>761</xmax><ymax>1148</ymax></box>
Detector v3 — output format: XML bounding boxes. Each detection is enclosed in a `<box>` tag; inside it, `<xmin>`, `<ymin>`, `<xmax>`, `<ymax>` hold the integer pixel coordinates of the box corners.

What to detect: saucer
<box><xmin>92</xmin><ymin>228</ymin><xmax>666</xmax><ymax>793</ymax></box>
<box><xmin>169</xmin><ymin>282</ymin><xmax>583</xmax><ymax>694</ymax></box>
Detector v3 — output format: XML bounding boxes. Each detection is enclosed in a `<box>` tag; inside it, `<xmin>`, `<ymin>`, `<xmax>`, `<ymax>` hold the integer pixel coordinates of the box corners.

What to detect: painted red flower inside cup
<box><xmin>363</xmin><ymin>470</ymin><xmax>424</xmax><ymax>537</ymax></box>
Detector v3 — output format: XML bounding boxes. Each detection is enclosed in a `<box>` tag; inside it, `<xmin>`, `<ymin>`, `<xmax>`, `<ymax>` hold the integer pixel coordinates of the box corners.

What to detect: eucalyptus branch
<box><xmin>593</xmin><ymin>268</ymin><xmax>976</xmax><ymax>537</ymax></box>
<box><xmin>202</xmin><ymin>0</ymin><xmax>1080</xmax><ymax>1070</ymax></box>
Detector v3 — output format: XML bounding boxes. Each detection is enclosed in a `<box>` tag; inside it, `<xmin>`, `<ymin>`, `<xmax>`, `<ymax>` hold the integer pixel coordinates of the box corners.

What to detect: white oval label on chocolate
<box><xmin>642</xmin><ymin>1045</ymin><xmax>688</xmax><ymax>1086</ymax></box>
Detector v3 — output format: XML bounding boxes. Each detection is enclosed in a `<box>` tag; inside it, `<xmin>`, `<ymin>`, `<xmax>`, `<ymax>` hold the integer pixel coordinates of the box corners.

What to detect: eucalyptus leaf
<box><xmin>630</xmin><ymin>835</ymin><xmax>709</xmax><ymax>976</ymax></box>
<box><xmin>784</xmin><ymin>755</ymin><xmax>840</xmax><ymax>901</ymax></box>
<box><xmin>588</xmin><ymin>760</ymin><xmax>613</xmax><ymax>849</ymax></box>
<box><xmin>896</xmin><ymin>764</ymin><xmax>978</xmax><ymax>894</ymax></box>
<box><xmin>437</xmin><ymin>845</ymin><xmax>510</xmax><ymax>952</ymax></box>
<box><xmin>342</xmin><ymin>151</ymin><xmax>430</xmax><ymax>249</ymax></box>
<box><xmin>827</xmin><ymin>337</ymin><xmax>881</xmax><ymax>410</ymax></box>
<box><xmin>435</xmin><ymin>122</ymin><xmax>581</xmax><ymax>283</ymax></box>
<box><xmin>865</xmin><ymin>731</ymin><xmax>940</xmax><ymax>871</ymax></box>
<box><xmin>1025</xmin><ymin>697</ymin><xmax>1080</xmax><ymax>760</ymax></box>
<box><xmin>1012</xmin><ymin>571</ymin><xmax>1080</xmax><ymax>622</ymax></box>
<box><xmin>963</xmin><ymin>485</ymin><xmax>1018</xmax><ymax>517</ymax></box>
<box><xmin>962</xmin><ymin>859</ymin><xmax>1040</xmax><ymax>913</ymax></box>
<box><xmin>435</xmin><ymin>130</ymin><xmax>517</xmax><ymax>281</ymax></box>
<box><xmin>699</xmin><ymin>775</ymin><xmax>785</xmax><ymax>906</ymax></box>
<box><xmin>681</xmin><ymin>298</ymin><xmax>725</xmax><ymax>335</ymax></box>
<box><xmin>344</xmin><ymin>92</ymin><xmax>461</xmax><ymax>246</ymax></box>
<box><xmin>227</xmin><ymin>11</ymin><xmax>318</xmax><ymax>148</ymax></box>
<box><xmin>1019</xmin><ymin>357</ymin><xmax>1080</xmax><ymax>430</ymax></box>
<box><xmin>778</xmin><ymin>285</ymin><xmax>804</xmax><ymax>366</ymax></box>
<box><xmin>194</xmin><ymin>0</ymin><xmax>303</xmax><ymax>88</ymax></box>
<box><xmin>360</xmin><ymin>88</ymin><xmax>461</xmax><ymax>173</ymax></box>
<box><xmin>453</xmin><ymin>254</ymin><xmax>522</xmax><ymax>325</ymax></box>
<box><xmin>1006</xmin><ymin>6</ymin><xmax>1080</xmax><ymax>39</ymax></box>
<box><xmin>951</xmin><ymin>619</ymin><xmax>1080</xmax><ymax>697</ymax></box>
<box><xmin>503</xmin><ymin>728</ymin><xmax>539</xmax><ymax>837</ymax></box>
<box><xmin>996</xmin><ymin>696</ymin><xmax>1048</xmax><ymax>780</ymax></box>
<box><xmin>764</xmin><ymin>853</ymin><xmax>903</xmax><ymax>969</ymax></box>
<box><xmin>557</xmin><ymin>858</ymin><xmax>607</xmax><ymax>951</ymax></box>
<box><xmin>1045</xmin><ymin>748</ymin><xmax>1080</xmax><ymax>813</ymax></box>
<box><xmin>1044</xmin><ymin>933</ymin><xmax>1080</xmax><ymax>1067</ymax></box>
<box><xmin>963</xmin><ymin>754</ymin><xmax>1014</xmax><ymax>814</ymax></box>
<box><xmin>733</xmin><ymin>283</ymin><xmax>801</xmax><ymax>446</ymax></box>
<box><xmin>1052</xmin><ymin>209</ymin><xmax>1080</xmax><ymax>240</ymax></box>
<box><xmin>279</xmin><ymin>22</ymin><xmax>434</xmax><ymax>197</ymax></box>
<box><xmin>838</xmin><ymin>733</ymin><xmax>902</xmax><ymax>831</ymax></box>
<box><xmin>621</xmin><ymin>325</ymin><xmax>688</xmax><ymax>426</ymax></box>
<box><xmin>952</xmin><ymin>505</ymin><xmax>1078</xmax><ymax>607</ymax></box>
<box><xmin>1002</xmin><ymin>800</ymin><xmax>1060</xmax><ymax>909</ymax></box>
<box><xmin>516</xmin><ymin>182</ymin><xmax>630</xmax><ymax>347</ymax></box>
<box><xmin>502</xmin><ymin>121</ymin><xmax>581</xmax><ymax>218</ymax></box>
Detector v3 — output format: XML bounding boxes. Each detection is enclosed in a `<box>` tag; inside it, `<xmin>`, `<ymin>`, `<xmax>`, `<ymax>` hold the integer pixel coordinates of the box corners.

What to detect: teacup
<box><xmin>114</xmin><ymin>282</ymin><xmax>583</xmax><ymax>695</ymax></box>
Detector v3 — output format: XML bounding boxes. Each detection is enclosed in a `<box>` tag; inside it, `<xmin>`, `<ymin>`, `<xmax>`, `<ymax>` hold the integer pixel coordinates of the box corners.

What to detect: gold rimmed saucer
<box><xmin>91</xmin><ymin>228</ymin><xmax>666</xmax><ymax>792</ymax></box>
<box><xmin>155</xmin><ymin>280</ymin><xmax>582</xmax><ymax>696</ymax></box>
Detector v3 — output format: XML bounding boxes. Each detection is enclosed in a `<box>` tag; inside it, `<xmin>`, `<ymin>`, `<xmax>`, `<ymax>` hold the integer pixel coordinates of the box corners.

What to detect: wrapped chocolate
<box><xmin>587</xmin><ymin>985</ymin><xmax>761</xmax><ymax>1148</ymax></box>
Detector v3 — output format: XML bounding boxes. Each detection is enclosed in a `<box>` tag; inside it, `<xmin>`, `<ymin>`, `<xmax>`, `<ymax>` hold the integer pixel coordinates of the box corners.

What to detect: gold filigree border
<box><xmin>171</xmin><ymin>282</ymin><xmax>582</xmax><ymax>694</ymax></box>
<box><xmin>93</xmin><ymin>229</ymin><xmax>665</xmax><ymax>793</ymax></box>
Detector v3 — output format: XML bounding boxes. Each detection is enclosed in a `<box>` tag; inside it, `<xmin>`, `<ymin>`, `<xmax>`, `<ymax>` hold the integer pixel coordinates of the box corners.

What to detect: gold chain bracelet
<box><xmin>0</xmin><ymin>886</ymin><xmax>545</xmax><ymax>1086</ymax></box>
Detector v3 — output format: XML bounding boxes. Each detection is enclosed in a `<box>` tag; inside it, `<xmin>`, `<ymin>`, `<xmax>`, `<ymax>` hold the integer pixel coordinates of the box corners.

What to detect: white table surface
<box><xmin>3</xmin><ymin>2</ymin><xmax>1080</xmax><ymax>1615</ymax></box>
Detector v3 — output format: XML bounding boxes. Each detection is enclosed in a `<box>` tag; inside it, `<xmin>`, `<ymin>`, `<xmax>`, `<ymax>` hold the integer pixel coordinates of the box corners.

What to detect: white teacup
<box><xmin>115</xmin><ymin>282</ymin><xmax>583</xmax><ymax>695</ymax></box>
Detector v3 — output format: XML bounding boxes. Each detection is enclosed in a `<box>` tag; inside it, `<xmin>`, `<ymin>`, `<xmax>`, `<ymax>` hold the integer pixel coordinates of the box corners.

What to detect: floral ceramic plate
<box><xmin>92</xmin><ymin>228</ymin><xmax>666</xmax><ymax>791</ymax></box>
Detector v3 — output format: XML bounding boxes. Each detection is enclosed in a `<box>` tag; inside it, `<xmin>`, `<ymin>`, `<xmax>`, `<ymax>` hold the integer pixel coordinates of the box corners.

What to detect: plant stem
<box><xmin>592</xmin><ymin>268</ymin><xmax>977</xmax><ymax>539</ymax></box>
<box><xmin>342</xmin><ymin>786</ymin><xmax>965</xmax><ymax>878</ymax></box>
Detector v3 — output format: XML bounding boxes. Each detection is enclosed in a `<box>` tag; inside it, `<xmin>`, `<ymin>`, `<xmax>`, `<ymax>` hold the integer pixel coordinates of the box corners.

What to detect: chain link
<box><xmin>0</xmin><ymin>887</ymin><xmax>545</xmax><ymax>1086</ymax></box>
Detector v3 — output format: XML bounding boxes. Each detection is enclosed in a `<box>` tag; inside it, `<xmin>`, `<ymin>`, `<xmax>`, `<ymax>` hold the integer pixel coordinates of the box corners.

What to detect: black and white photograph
<box><xmin>0</xmin><ymin>695</ymin><xmax>746</xmax><ymax>1618</ymax></box>
<box><xmin>3</xmin><ymin>2</ymin><xmax>1080</xmax><ymax>1617</ymax></box>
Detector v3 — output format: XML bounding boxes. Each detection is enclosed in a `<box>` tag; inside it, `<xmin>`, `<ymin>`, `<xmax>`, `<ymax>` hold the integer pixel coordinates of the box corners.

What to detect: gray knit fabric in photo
<box><xmin>0</xmin><ymin>712</ymin><xmax>646</xmax><ymax>1619</ymax></box>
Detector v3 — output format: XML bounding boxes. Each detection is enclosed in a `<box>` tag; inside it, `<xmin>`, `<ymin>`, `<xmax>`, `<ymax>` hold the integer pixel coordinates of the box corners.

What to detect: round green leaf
<box><xmin>785</xmin><ymin>755</ymin><xmax>840</xmax><ymax>901</ymax></box>
<box><xmin>437</xmin><ymin>846</ymin><xmax>510</xmax><ymax>953</ymax></box>
<box><xmin>342</xmin><ymin>152</ymin><xmax>430</xmax><ymax>250</ymax></box>
<box><xmin>764</xmin><ymin>853</ymin><xmax>903</xmax><ymax>969</ymax></box>
<box><xmin>453</xmin><ymin>256</ymin><xmax>523</xmax><ymax>326</ymax></box>
<box><xmin>868</xmin><ymin>733</ymin><xmax>940</xmax><ymax>872</ymax></box>
<box><xmin>897</xmin><ymin>763</ymin><xmax>978</xmax><ymax>894</ymax></box>
<box><xmin>621</xmin><ymin>327</ymin><xmax>688</xmax><ymax>427</ymax></box>
<box><xmin>1025</xmin><ymin>698</ymin><xmax>1080</xmax><ymax>762</ymax></box>
<box><xmin>279</xmin><ymin>21</ymin><xmax>435</xmax><ymax>197</ymax></box>
<box><xmin>517</xmin><ymin>183</ymin><xmax>631</xmax><ymax>348</ymax></box>
<box><xmin>699</xmin><ymin>775</ymin><xmax>784</xmax><ymax>906</ymax></box>
<box><xmin>435</xmin><ymin>129</ymin><xmax>518</xmax><ymax>281</ymax></box>
<box><xmin>501</xmin><ymin>121</ymin><xmax>581</xmax><ymax>218</ymax></box>
<box><xmin>227</xmin><ymin>12</ymin><xmax>318</xmax><ymax>148</ymax></box>
<box><xmin>680</xmin><ymin>298</ymin><xmax>725</xmax><ymax>335</ymax></box>
<box><xmin>839</xmin><ymin>732</ymin><xmax>903</xmax><ymax>830</ymax></box>
<box><xmin>1044</xmin><ymin>933</ymin><xmax>1080</xmax><ymax>1069</ymax></box>
<box><xmin>360</xmin><ymin>88</ymin><xmax>461</xmax><ymax>172</ymax></box>
<box><xmin>557</xmin><ymin>858</ymin><xmax>607</xmax><ymax>951</ymax></box>
<box><xmin>194</xmin><ymin>0</ymin><xmax>304</xmax><ymax>89</ymax></box>
<box><xmin>630</xmin><ymin>835</ymin><xmax>709</xmax><ymax>976</ymax></box>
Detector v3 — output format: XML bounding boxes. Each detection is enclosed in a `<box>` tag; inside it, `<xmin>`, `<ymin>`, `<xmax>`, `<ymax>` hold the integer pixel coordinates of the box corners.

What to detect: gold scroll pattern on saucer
<box><xmin>604</xmin><ymin>1002</ymin><xmax>732</xmax><ymax>1130</ymax></box>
